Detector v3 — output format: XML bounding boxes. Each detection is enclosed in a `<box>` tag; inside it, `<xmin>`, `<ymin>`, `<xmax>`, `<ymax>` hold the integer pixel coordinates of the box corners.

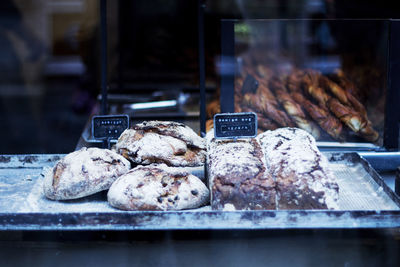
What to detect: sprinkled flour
<box><xmin>116</xmin><ymin>121</ymin><xmax>206</xmax><ymax>167</ymax></box>
<box><xmin>108</xmin><ymin>164</ymin><xmax>209</xmax><ymax>211</ymax></box>
<box><xmin>207</xmin><ymin>128</ymin><xmax>339</xmax><ymax>210</ymax></box>
<box><xmin>257</xmin><ymin>128</ymin><xmax>339</xmax><ymax>209</ymax></box>
<box><xmin>43</xmin><ymin>147</ymin><xmax>131</xmax><ymax>200</ymax></box>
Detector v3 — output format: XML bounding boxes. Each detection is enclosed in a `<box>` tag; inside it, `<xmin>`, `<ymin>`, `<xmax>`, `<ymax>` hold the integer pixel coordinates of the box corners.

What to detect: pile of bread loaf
<box><xmin>206</xmin><ymin>65</ymin><xmax>380</xmax><ymax>143</ymax></box>
<box><xmin>43</xmin><ymin>121</ymin><xmax>209</xmax><ymax>211</ymax></box>
<box><xmin>43</xmin><ymin>121</ymin><xmax>339</xmax><ymax>211</ymax></box>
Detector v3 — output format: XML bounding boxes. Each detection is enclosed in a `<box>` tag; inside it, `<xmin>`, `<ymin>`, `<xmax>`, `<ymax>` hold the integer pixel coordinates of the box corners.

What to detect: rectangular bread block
<box><xmin>207</xmin><ymin>135</ymin><xmax>276</xmax><ymax>211</ymax></box>
<box><xmin>257</xmin><ymin>128</ymin><xmax>339</xmax><ymax>210</ymax></box>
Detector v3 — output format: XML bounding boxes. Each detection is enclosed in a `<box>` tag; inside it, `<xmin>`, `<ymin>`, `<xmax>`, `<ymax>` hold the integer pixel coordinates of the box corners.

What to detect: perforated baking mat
<box><xmin>329</xmin><ymin>155</ymin><xmax>399</xmax><ymax>210</ymax></box>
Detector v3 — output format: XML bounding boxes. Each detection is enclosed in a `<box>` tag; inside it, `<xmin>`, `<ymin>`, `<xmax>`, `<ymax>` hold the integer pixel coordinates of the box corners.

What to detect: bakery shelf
<box><xmin>0</xmin><ymin>153</ymin><xmax>400</xmax><ymax>231</ymax></box>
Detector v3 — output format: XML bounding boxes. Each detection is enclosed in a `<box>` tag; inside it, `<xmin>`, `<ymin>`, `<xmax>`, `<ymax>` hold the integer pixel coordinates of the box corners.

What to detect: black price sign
<box><xmin>214</xmin><ymin>112</ymin><xmax>257</xmax><ymax>139</ymax></box>
<box><xmin>92</xmin><ymin>115</ymin><xmax>129</xmax><ymax>140</ymax></box>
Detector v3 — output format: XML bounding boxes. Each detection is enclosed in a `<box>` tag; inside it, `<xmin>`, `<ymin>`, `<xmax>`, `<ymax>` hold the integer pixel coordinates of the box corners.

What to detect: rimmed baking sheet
<box><xmin>329</xmin><ymin>154</ymin><xmax>399</xmax><ymax>210</ymax></box>
<box><xmin>1</xmin><ymin>153</ymin><xmax>400</xmax><ymax>230</ymax></box>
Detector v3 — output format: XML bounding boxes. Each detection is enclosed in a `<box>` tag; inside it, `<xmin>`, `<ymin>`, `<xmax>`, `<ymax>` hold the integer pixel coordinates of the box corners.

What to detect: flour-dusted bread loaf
<box><xmin>207</xmin><ymin>131</ymin><xmax>276</xmax><ymax>211</ymax></box>
<box><xmin>107</xmin><ymin>164</ymin><xmax>209</xmax><ymax>211</ymax></box>
<box><xmin>43</xmin><ymin>147</ymin><xmax>131</xmax><ymax>200</ymax></box>
<box><xmin>115</xmin><ymin>121</ymin><xmax>206</xmax><ymax>167</ymax></box>
<box><xmin>257</xmin><ymin>127</ymin><xmax>339</xmax><ymax>209</ymax></box>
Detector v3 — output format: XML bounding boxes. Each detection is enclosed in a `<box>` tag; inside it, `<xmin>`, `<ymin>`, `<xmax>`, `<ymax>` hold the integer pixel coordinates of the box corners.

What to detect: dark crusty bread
<box><xmin>207</xmin><ymin>132</ymin><xmax>276</xmax><ymax>210</ymax></box>
<box><xmin>207</xmin><ymin>127</ymin><xmax>339</xmax><ymax>210</ymax></box>
<box><xmin>43</xmin><ymin>147</ymin><xmax>131</xmax><ymax>200</ymax></box>
<box><xmin>107</xmin><ymin>164</ymin><xmax>209</xmax><ymax>211</ymax></box>
<box><xmin>115</xmin><ymin>121</ymin><xmax>206</xmax><ymax>167</ymax></box>
<box><xmin>257</xmin><ymin>128</ymin><xmax>339</xmax><ymax>209</ymax></box>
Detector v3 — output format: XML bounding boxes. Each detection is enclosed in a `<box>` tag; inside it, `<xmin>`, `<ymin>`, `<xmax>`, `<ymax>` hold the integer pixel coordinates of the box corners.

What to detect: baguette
<box><xmin>292</xmin><ymin>92</ymin><xmax>343</xmax><ymax>140</ymax></box>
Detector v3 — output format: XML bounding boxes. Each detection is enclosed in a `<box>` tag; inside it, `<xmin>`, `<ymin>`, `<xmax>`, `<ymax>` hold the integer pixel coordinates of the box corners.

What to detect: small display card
<box><xmin>92</xmin><ymin>114</ymin><xmax>130</xmax><ymax>140</ymax></box>
<box><xmin>214</xmin><ymin>112</ymin><xmax>258</xmax><ymax>139</ymax></box>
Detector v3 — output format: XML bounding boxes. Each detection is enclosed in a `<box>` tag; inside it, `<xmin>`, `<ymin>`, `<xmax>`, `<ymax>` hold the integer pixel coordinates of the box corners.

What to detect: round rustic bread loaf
<box><xmin>43</xmin><ymin>147</ymin><xmax>131</xmax><ymax>200</ymax></box>
<box><xmin>107</xmin><ymin>164</ymin><xmax>209</xmax><ymax>211</ymax></box>
<box><xmin>115</xmin><ymin>121</ymin><xmax>206</xmax><ymax>167</ymax></box>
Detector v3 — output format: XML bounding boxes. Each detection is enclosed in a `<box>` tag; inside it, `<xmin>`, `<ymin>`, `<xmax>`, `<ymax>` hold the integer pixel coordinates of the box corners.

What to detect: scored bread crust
<box><xmin>133</xmin><ymin>121</ymin><xmax>205</xmax><ymax>149</ymax></box>
<box><xmin>43</xmin><ymin>147</ymin><xmax>131</xmax><ymax>200</ymax></box>
<box><xmin>116</xmin><ymin>121</ymin><xmax>206</xmax><ymax>167</ymax></box>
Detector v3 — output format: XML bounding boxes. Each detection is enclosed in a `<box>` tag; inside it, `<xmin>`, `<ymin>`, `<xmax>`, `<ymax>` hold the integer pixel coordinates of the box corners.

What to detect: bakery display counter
<box><xmin>1</xmin><ymin>152</ymin><xmax>400</xmax><ymax>231</ymax></box>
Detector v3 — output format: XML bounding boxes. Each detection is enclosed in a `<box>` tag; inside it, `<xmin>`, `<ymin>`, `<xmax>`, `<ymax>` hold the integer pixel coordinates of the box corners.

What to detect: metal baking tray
<box><xmin>0</xmin><ymin>153</ymin><xmax>400</xmax><ymax>230</ymax></box>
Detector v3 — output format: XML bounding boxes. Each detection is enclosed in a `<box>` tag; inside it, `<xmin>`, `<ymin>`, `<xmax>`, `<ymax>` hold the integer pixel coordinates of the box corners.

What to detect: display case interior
<box><xmin>78</xmin><ymin>1</ymin><xmax>215</xmax><ymax>148</ymax></box>
<box><xmin>212</xmin><ymin>19</ymin><xmax>400</xmax><ymax>150</ymax></box>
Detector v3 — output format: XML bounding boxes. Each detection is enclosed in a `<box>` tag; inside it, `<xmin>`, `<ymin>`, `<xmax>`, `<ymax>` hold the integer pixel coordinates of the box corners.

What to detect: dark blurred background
<box><xmin>1</xmin><ymin>0</ymin><xmax>400</xmax><ymax>154</ymax></box>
